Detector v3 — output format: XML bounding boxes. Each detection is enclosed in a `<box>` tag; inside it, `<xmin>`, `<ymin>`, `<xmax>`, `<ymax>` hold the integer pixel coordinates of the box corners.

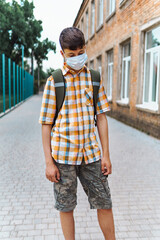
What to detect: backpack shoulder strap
<box><xmin>52</xmin><ymin>69</ymin><xmax>66</xmax><ymax>128</ymax></box>
<box><xmin>90</xmin><ymin>69</ymin><xmax>101</xmax><ymax>127</ymax></box>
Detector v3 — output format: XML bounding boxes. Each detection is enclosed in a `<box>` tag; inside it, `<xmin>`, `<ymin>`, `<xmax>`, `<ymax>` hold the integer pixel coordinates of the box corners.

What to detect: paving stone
<box><xmin>0</xmin><ymin>93</ymin><xmax>160</xmax><ymax>239</ymax></box>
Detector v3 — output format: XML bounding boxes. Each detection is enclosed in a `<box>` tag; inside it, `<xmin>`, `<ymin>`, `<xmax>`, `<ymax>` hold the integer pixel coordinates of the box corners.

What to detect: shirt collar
<box><xmin>62</xmin><ymin>62</ymin><xmax>87</xmax><ymax>76</ymax></box>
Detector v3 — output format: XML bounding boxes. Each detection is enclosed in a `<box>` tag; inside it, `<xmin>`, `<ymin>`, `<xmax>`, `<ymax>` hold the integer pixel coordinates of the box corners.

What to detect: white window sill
<box><xmin>90</xmin><ymin>32</ymin><xmax>95</xmax><ymax>40</ymax></box>
<box><xmin>106</xmin><ymin>10</ymin><xmax>116</xmax><ymax>22</ymax></box>
<box><xmin>108</xmin><ymin>96</ymin><xmax>112</xmax><ymax>102</ymax></box>
<box><xmin>119</xmin><ymin>0</ymin><xmax>128</xmax><ymax>8</ymax></box>
<box><xmin>136</xmin><ymin>103</ymin><xmax>159</xmax><ymax>114</ymax></box>
<box><xmin>96</xmin><ymin>23</ymin><xmax>104</xmax><ymax>33</ymax></box>
<box><xmin>116</xmin><ymin>99</ymin><xmax>129</xmax><ymax>107</ymax></box>
<box><xmin>119</xmin><ymin>0</ymin><xmax>134</xmax><ymax>9</ymax></box>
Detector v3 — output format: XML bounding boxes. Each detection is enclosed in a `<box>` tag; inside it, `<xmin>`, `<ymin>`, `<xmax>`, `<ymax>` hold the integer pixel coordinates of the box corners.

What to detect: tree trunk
<box><xmin>38</xmin><ymin>65</ymin><xmax>40</xmax><ymax>94</ymax></box>
<box><xmin>31</xmin><ymin>49</ymin><xmax>34</xmax><ymax>76</ymax></box>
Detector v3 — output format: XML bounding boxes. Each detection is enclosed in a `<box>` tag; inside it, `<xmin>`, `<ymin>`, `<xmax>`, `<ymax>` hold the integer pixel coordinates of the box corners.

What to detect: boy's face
<box><xmin>60</xmin><ymin>45</ymin><xmax>86</xmax><ymax>59</ymax></box>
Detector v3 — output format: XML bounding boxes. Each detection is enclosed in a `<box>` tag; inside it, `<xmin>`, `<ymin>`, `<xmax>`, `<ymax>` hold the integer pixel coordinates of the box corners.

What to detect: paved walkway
<box><xmin>0</xmin><ymin>93</ymin><xmax>160</xmax><ymax>240</ymax></box>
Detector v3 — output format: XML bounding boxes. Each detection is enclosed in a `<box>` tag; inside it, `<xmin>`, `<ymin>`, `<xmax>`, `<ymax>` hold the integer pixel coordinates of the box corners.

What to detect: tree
<box><xmin>0</xmin><ymin>0</ymin><xmax>12</xmax><ymax>54</ymax></box>
<box><xmin>0</xmin><ymin>0</ymin><xmax>56</xmax><ymax>76</ymax></box>
<box><xmin>20</xmin><ymin>0</ymin><xmax>43</xmax><ymax>74</ymax></box>
<box><xmin>34</xmin><ymin>38</ymin><xmax>56</xmax><ymax>91</ymax></box>
<box><xmin>9</xmin><ymin>0</ymin><xmax>27</xmax><ymax>63</ymax></box>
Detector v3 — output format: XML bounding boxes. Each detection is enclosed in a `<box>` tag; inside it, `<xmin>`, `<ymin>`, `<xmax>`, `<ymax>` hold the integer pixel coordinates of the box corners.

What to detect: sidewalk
<box><xmin>0</xmin><ymin>93</ymin><xmax>160</xmax><ymax>240</ymax></box>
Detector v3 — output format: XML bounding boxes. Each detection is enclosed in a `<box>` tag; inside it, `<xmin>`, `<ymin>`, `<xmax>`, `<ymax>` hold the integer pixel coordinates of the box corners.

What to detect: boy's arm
<box><xmin>41</xmin><ymin>124</ymin><xmax>60</xmax><ymax>182</ymax></box>
<box><xmin>41</xmin><ymin>124</ymin><xmax>53</xmax><ymax>165</ymax></box>
<box><xmin>96</xmin><ymin>112</ymin><xmax>112</xmax><ymax>176</ymax></box>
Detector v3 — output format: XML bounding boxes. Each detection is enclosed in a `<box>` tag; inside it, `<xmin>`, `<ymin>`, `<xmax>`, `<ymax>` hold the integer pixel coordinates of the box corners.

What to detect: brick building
<box><xmin>73</xmin><ymin>0</ymin><xmax>160</xmax><ymax>139</ymax></box>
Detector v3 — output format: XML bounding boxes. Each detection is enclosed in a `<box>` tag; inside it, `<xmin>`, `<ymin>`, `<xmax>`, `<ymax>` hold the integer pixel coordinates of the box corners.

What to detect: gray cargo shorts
<box><xmin>53</xmin><ymin>157</ymin><xmax>112</xmax><ymax>212</ymax></box>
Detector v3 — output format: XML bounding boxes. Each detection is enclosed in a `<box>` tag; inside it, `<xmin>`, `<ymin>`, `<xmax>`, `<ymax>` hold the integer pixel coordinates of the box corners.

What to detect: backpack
<box><xmin>51</xmin><ymin>68</ymin><xmax>100</xmax><ymax>128</ymax></box>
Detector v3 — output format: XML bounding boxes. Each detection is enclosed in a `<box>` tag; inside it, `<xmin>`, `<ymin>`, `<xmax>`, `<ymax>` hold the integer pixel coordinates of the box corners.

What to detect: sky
<box><xmin>33</xmin><ymin>0</ymin><xmax>83</xmax><ymax>71</ymax></box>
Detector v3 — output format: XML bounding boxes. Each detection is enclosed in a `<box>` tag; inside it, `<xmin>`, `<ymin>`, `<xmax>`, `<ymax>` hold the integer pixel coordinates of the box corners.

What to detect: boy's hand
<box><xmin>45</xmin><ymin>163</ymin><xmax>60</xmax><ymax>183</ymax></box>
<box><xmin>101</xmin><ymin>156</ymin><xmax>112</xmax><ymax>176</ymax></box>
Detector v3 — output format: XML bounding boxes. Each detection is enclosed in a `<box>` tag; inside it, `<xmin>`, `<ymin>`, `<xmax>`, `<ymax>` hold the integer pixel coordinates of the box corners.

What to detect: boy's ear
<box><xmin>60</xmin><ymin>50</ymin><xmax>64</xmax><ymax>58</ymax></box>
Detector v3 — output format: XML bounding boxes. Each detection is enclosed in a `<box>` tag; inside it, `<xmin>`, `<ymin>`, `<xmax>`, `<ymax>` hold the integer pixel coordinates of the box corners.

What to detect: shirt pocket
<box><xmin>84</xmin><ymin>87</ymin><xmax>94</xmax><ymax>106</ymax></box>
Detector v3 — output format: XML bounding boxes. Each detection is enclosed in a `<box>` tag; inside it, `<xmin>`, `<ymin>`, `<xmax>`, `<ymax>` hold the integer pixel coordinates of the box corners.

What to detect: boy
<box><xmin>39</xmin><ymin>27</ymin><xmax>116</xmax><ymax>240</ymax></box>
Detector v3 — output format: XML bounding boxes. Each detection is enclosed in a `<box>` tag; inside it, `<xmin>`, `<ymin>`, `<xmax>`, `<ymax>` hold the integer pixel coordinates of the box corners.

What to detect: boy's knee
<box><xmin>97</xmin><ymin>208</ymin><xmax>113</xmax><ymax>214</ymax></box>
<box><xmin>60</xmin><ymin>209</ymin><xmax>74</xmax><ymax>214</ymax></box>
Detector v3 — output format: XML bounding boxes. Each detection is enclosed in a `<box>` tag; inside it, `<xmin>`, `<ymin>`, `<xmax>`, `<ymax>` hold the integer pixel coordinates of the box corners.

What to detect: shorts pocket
<box><xmin>100</xmin><ymin>172</ymin><xmax>108</xmax><ymax>182</ymax></box>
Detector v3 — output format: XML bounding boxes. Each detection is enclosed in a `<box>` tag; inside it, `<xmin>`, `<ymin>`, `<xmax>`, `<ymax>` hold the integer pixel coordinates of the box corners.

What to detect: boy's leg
<box><xmin>78</xmin><ymin>159</ymin><xmax>116</xmax><ymax>239</ymax></box>
<box><xmin>53</xmin><ymin>160</ymin><xmax>77</xmax><ymax>240</ymax></box>
<box><xmin>97</xmin><ymin>208</ymin><xmax>116</xmax><ymax>240</ymax></box>
<box><xmin>60</xmin><ymin>210</ymin><xmax>75</xmax><ymax>240</ymax></box>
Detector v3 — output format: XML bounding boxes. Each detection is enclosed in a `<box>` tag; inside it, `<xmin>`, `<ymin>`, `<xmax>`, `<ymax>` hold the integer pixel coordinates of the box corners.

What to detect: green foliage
<box><xmin>34</xmin><ymin>67</ymin><xmax>47</xmax><ymax>94</ymax></box>
<box><xmin>34</xmin><ymin>38</ymin><xmax>56</xmax><ymax>67</ymax></box>
<box><xmin>34</xmin><ymin>67</ymin><xmax>47</xmax><ymax>81</ymax></box>
<box><xmin>46</xmin><ymin>67</ymin><xmax>55</xmax><ymax>77</ymax></box>
<box><xmin>0</xmin><ymin>0</ymin><xmax>56</xmax><ymax>69</ymax></box>
<box><xmin>0</xmin><ymin>0</ymin><xmax>12</xmax><ymax>53</ymax></box>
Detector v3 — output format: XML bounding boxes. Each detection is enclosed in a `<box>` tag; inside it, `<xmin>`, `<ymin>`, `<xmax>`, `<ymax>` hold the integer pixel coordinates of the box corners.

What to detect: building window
<box><xmin>121</xmin><ymin>42</ymin><xmax>131</xmax><ymax>102</ymax></box>
<box><xmin>143</xmin><ymin>25</ymin><xmax>160</xmax><ymax>109</ymax></box>
<box><xmin>97</xmin><ymin>0</ymin><xmax>103</xmax><ymax>27</ymax></box>
<box><xmin>107</xmin><ymin>0</ymin><xmax>116</xmax><ymax>17</ymax></box>
<box><xmin>90</xmin><ymin>60</ymin><xmax>94</xmax><ymax>69</ymax></box>
<box><xmin>86</xmin><ymin>10</ymin><xmax>89</xmax><ymax>41</ymax></box>
<box><xmin>81</xmin><ymin>18</ymin><xmax>84</xmax><ymax>34</ymax></box>
<box><xmin>91</xmin><ymin>0</ymin><xmax>95</xmax><ymax>35</ymax></box>
<box><xmin>97</xmin><ymin>55</ymin><xmax>102</xmax><ymax>75</ymax></box>
<box><xmin>107</xmin><ymin>50</ymin><xmax>113</xmax><ymax>100</ymax></box>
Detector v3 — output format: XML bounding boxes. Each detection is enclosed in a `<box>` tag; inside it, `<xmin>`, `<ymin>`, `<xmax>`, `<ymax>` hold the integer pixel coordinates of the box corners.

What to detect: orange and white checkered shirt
<box><xmin>39</xmin><ymin>64</ymin><xmax>111</xmax><ymax>165</ymax></box>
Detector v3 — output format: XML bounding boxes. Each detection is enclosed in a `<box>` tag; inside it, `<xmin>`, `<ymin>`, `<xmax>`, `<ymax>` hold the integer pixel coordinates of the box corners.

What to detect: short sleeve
<box><xmin>38</xmin><ymin>75</ymin><xmax>56</xmax><ymax>124</ymax></box>
<box><xmin>96</xmin><ymin>76</ymin><xmax>111</xmax><ymax>115</ymax></box>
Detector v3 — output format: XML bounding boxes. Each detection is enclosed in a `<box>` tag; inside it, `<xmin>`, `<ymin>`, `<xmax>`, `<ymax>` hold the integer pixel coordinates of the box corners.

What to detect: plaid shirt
<box><xmin>39</xmin><ymin>63</ymin><xmax>111</xmax><ymax>165</ymax></box>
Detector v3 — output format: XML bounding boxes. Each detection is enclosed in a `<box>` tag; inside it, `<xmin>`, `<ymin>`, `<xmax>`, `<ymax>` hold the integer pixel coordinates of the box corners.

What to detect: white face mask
<box><xmin>65</xmin><ymin>52</ymin><xmax>88</xmax><ymax>71</ymax></box>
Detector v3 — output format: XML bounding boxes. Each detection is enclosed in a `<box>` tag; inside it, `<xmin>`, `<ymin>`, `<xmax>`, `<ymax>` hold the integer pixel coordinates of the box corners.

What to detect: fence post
<box><xmin>1</xmin><ymin>54</ymin><xmax>34</xmax><ymax>115</ymax></box>
<box><xmin>32</xmin><ymin>75</ymin><xmax>34</xmax><ymax>95</ymax></box>
<box><xmin>8</xmin><ymin>58</ymin><xmax>11</xmax><ymax>109</ymax></box>
<box><xmin>2</xmin><ymin>54</ymin><xmax>5</xmax><ymax>113</ymax></box>
<box><xmin>17</xmin><ymin>65</ymin><xmax>19</xmax><ymax>104</ymax></box>
<box><xmin>24</xmin><ymin>70</ymin><xmax>26</xmax><ymax>99</ymax></box>
<box><xmin>13</xmin><ymin>62</ymin><xmax>15</xmax><ymax>106</ymax></box>
<box><xmin>20</xmin><ymin>67</ymin><xmax>21</xmax><ymax>102</ymax></box>
<box><xmin>22</xmin><ymin>45</ymin><xmax>24</xmax><ymax>101</ymax></box>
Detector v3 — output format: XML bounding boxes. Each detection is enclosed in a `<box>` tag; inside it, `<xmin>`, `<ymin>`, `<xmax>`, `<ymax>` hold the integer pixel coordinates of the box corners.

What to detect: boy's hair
<box><xmin>59</xmin><ymin>27</ymin><xmax>85</xmax><ymax>51</ymax></box>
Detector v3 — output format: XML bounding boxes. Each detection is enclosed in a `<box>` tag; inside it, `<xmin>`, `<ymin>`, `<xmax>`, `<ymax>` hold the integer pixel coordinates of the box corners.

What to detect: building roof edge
<box><xmin>73</xmin><ymin>0</ymin><xmax>86</xmax><ymax>27</ymax></box>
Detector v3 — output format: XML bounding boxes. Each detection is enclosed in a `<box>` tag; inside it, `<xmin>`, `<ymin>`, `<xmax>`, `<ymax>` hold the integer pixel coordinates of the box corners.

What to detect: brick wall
<box><xmin>74</xmin><ymin>0</ymin><xmax>160</xmax><ymax>139</ymax></box>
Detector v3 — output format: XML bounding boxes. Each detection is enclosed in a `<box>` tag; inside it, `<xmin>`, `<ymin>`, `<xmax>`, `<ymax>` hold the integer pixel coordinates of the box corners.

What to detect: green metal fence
<box><xmin>0</xmin><ymin>53</ymin><xmax>34</xmax><ymax>115</ymax></box>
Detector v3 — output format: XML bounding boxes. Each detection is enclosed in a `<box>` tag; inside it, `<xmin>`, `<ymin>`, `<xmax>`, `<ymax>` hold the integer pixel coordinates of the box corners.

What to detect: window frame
<box><xmin>81</xmin><ymin>17</ymin><xmax>84</xmax><ymax>34</ymax></box>
<box><xmin>106</xmin><ymin>0</ymin><xmax>116</xmax><ymax>18</ymax></box>
<box><xmin>85</xmin><ymin>9</ymin><xmax>89</xmax><ymax>42</ymax></box>
<box><xmin>136</xmin><ymin>18</ymin><xmax>160</xmax><ymax>114</ymax></box>
<box><xmin>142</xmin><ymin>27</ymin><xmax>160</xmax><ymax>110</ymax></box>
<box><xmin>90</xmin><ymin>59</ymin><xmax>94</xmax><ymax>70</ymax></box>
<box><xmin>97</xmin><ymin>55</ymin><xmax>102</xmax><ymax>75</ymax></box>
<box><xmin>121</xmin><ymin>42</ymin><xmax>131</xmax><ymax>103</ymax></box>
<box><xmin>97</xmin><ymin>0</ymin><xmax>104</xmax><ymax>29</ymax></box>
<box><xmin>91</xmin><ymin>0</ymin><xmax>95</xmax><ymax>37</ymax></box>
<box><xmin>106</xmin><ymin>50</ymin><xmax>114</xmax><ymax>101</ymax></box>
